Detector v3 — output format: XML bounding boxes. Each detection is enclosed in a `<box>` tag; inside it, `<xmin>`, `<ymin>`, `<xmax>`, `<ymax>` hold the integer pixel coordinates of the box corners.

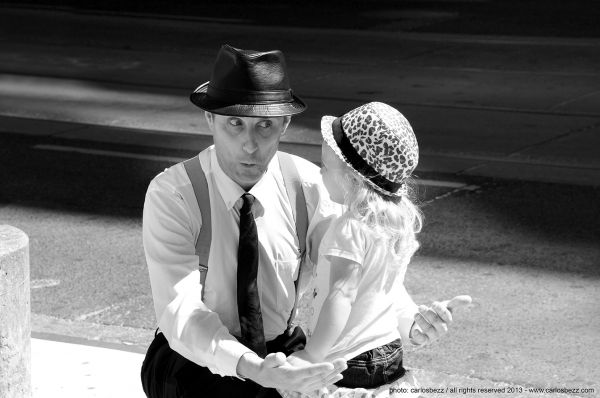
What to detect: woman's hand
<box><xmin>409</xmin><ymin>295</ymin><xmax>472</xmax><ymax>345</ymax></box>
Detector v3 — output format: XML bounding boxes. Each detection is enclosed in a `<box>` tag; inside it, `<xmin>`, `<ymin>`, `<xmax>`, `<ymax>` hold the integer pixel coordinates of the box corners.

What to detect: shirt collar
<box><xmin>210</xmin><ymin>148</ymin><xmax>279</xmax><ymax>212</ymax></box>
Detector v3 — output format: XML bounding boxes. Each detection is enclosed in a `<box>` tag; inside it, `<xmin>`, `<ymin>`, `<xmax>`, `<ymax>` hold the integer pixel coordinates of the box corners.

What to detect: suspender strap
<box><xmin>183</xmin><ymin>156</ymin><xmax>211</xmax><ymax>290</ymax></box>
<box><xmin>277</xmin><ymin>152</ymin><xmax>308</xmax><ymax>258</ymax></box>
<box><xmin>276</xmin><ymin>152</ymin><xmax>309</xmax><ymax>329</ymax></box>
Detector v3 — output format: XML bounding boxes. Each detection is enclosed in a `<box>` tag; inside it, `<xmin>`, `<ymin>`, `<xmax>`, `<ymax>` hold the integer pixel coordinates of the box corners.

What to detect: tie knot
<box><xmin>241</xmin><ymin>193</ymin><xmax>255</xmax><ymax>211</ymax></box>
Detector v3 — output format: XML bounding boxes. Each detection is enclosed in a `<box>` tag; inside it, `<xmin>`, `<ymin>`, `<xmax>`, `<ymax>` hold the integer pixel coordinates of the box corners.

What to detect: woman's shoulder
<box><xmin>325</xmin><ymin>215</ymin><xmax>373</xmax><ymax>246</ymax></box>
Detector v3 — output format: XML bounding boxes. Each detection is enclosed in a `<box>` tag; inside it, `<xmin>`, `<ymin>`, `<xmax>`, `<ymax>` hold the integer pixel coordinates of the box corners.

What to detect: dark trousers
<box><xmin>141</xmin><ymin>327</ymin><xmax>306</xmax><ymax>398</ymax></box>
<box><xmin>335</xmin><ymin>338</ymin><xmax>405</xmax><ymax>389</ymax></box>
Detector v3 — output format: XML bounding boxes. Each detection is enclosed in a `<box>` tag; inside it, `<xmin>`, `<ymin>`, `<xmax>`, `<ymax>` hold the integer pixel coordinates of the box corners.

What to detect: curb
<box><xmin>32</xmin><ymin>313</ymin><xmax>154</xmax><ymax>354</ymax></box>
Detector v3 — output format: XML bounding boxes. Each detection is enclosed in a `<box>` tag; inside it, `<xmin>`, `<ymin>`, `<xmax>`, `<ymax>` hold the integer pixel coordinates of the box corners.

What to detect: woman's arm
<box><xmin>300</xmin><ymin>255</ymin><xmax>362</xmax><ymax>362</ymax></box>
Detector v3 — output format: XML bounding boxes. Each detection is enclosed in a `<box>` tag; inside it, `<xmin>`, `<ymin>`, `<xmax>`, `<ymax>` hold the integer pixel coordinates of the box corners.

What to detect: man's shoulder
<box><xmin>150</xmin><ymin>147</ymin><xmax>214</xmax><ymax>189</ymax></box>
<box><xmin>148</xmin><ymin>160</ymin><xmax>189</xmax><ymax>193</ymax></box>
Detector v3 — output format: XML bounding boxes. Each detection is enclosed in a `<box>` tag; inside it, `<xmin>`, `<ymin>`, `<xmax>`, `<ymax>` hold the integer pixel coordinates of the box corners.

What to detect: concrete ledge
<box><xmin>0</xmin><ymin>225</ymin><xmax>31</xmax><ymax>398</ymax></box>
<box><xmin>32</xmin><ymin>313</ymin><xmax>154</xmax><ymax>354</ymax></box>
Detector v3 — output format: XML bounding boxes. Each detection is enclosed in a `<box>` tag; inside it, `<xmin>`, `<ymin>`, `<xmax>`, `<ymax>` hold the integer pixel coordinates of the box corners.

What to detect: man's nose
<box><xmin>242</xmin><ymin>131</ymin><xmax>258</xmax><ymax>154</ymax></box>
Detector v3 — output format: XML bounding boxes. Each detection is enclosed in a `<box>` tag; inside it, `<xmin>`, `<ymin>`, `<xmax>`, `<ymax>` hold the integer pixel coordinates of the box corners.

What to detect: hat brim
<box><xmin>190</xmin><ymin>82</ymin><xmax>307</xmax><ymax>117</ymax></box>
<box><xmin>320</xmin><ymin>115</ymin><xmax>406</xmax><ymax>197</ymax></box>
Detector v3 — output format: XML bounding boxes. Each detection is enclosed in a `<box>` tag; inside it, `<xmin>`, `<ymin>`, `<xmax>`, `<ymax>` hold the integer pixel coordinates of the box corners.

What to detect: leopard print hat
<box><xmin>321</xmin><ymin>102</ymin><xmax>419</xmax><ymax>197</ymax></box>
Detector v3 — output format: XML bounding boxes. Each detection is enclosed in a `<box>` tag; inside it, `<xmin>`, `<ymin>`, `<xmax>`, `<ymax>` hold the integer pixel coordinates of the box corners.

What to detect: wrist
<box><xmin>408</xmin><ymin>321</ymin><xmax>418</xmax><ymax>345</ymax></box>
<box><xmin>303</xmin><ymin>347</ymin><xmax>322</xmax><ymax>362</ymax></box>
<box><xmin>408</xmin><ymin>321</ymin><xmax>425</xmax><ymax>346</ymax></box>
<box><xmin>236</xmin><ymin>352</ymin><xmax>262</xmax><ymax>379</ymax></box>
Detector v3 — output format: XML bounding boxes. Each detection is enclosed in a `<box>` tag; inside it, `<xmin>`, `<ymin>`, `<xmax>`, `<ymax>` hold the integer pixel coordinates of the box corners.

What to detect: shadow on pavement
<box><xmin>2</xmin><ymin>131</ymin><xmax>599</xmax><ymax>278</ymax></box>
<box><xmin>420</xmin><ymin>180</ymin><xmax>600</xmax><ymax>276</ymax></box>
<box><xmin>0</xmin><ymin>133</ymin><xmax>156</xmax><ymax>217</ymax></box>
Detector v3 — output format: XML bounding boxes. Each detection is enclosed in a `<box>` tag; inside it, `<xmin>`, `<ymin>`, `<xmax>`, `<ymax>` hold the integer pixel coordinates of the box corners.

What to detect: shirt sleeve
<box><xmin>143</xmin><ymin>173</ymin><xmax>252</xmax><ymax>377</ymax></box>
<box><xmin>320</xmin><ymin>217</ymin><xmax>366</xmax><ymax>266</ymax></box>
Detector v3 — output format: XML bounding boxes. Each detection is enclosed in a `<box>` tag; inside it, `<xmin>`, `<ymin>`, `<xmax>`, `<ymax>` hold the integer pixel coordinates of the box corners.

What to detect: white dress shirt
<box><xmin>143</xmin><ymin>145</ymin><xmax>340</xmax><ymax>377</ymax></box>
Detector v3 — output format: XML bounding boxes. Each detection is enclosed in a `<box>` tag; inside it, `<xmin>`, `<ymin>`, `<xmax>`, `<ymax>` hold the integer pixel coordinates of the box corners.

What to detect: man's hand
<box><xmin>237</xmin><ymin>352</ymin><xmax>347</xmax><ymax>392</ymax></box>
<box><xmin>410</xmin><ymin>295</ymin><xmax>472</xmax><ymax>346</ymax></box>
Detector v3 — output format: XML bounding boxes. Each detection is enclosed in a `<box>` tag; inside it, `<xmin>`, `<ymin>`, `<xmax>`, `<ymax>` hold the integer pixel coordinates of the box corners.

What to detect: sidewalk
<box><xmin>1</xmin><ymin>7</ymin><xmax>599</xmax><ymax>186</ymax></box>
<box><xmin>32</xmin><ymin>337</ymin><xmax>146</xmax><ymax>398</ymax></box>
<box><xmin>31</xmin><ymin>335</ymin><xmax>588</xmax><ymax>398</ymax></box>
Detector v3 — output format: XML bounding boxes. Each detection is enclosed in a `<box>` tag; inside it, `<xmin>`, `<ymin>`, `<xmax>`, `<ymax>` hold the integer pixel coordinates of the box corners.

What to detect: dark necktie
<box><xmin>237</xmin><ymin>193</ymin><xmax>267</xmax><ymax>358</ymax></box>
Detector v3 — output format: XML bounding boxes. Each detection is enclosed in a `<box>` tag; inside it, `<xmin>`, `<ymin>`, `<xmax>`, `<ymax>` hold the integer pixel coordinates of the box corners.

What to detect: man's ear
<box><xmin>281</xmin><ymin>115</ymin><xmax>291</xmax><ymax>135</ymax></box>
<box><xmin>204</xmin><ymin>111</ymin><xmax>215</xmax><ymax>131</ymax></box>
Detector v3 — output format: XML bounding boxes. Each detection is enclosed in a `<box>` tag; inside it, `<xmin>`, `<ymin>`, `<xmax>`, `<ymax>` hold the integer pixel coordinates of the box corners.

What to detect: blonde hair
<box><xmin>342</xmin><ymin>169</ymin><xmax>422</xmax><ymax>264</ymax></box>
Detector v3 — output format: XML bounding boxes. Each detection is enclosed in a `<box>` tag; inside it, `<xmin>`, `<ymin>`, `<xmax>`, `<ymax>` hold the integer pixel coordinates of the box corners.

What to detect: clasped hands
<box><xmin>237</xmin><ymin>350</ymin><xmax>346</xmax><ymax>393</ymax></box>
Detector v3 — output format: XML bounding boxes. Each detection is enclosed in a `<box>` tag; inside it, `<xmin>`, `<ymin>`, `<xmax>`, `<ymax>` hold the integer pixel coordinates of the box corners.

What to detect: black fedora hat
<box><xmin>190</xmin><ymin>45</ymin><xmax>307</xmax><ymax>117</ymax></box>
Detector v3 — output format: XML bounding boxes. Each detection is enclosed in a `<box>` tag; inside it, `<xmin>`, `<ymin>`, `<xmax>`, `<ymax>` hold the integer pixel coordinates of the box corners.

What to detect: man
<box><xmin>140</xmin><ymin>44</ymin><xmax>469</xmax><ymax>398</ymax></box>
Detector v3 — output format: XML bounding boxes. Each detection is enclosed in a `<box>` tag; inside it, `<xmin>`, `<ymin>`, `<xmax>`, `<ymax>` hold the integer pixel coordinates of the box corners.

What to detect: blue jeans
<box><xmin>335</xmin><ymin>338</ymin><xmax>405</xmax><ymax>389</ymax></box>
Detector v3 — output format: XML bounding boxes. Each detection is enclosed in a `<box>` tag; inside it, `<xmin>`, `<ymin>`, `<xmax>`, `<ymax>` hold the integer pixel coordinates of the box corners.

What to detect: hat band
<box><xmin>207</xmin><ymin>84</ymin><xmax>294</xmax><ymax>104</ymax></box>
<box><xmin>334</xmin><ymin>121</ymin><xmax>404</xmax><ymax>194</ymax></box>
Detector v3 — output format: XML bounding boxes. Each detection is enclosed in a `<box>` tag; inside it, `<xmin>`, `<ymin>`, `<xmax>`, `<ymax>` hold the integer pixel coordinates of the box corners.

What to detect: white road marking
<box><xmin>31</xmin><ymin>279</ymin><xmax>61</xmax><ymax>289</ymax></box>
<box><xmin>417</xmin><ymin>179</ymin><xmax>467</xmax><ymax>189</ymax></box>
<box><xmin>76</xmin><ymin>306</ymin><xmax>114</xmax><ymax>321</ymax></box>
<box><xmin>33</xmin><ymin>144</ymin><xmax>187</xmax><ymax>163</ymax></box>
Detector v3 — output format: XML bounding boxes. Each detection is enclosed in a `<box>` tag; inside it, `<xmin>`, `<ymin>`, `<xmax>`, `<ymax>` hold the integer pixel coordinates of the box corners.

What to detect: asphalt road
<box><xmin>7</xmin><ymin>0</ymin><xmax>600</xmax><ymax>37</ymax></box>
<box><xmin>2</xmin><ymin>7</ymin><xmax>599</xmax><ymax>189</ymax></box>
<box><xmin>1</xmin><ymin>130</ymin><xmax>599</xmax><ymax>392</ymax></box>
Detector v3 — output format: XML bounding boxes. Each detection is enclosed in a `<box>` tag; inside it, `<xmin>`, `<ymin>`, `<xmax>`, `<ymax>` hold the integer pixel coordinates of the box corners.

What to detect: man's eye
<box><xmin>257</xmin><ymin>120</ymin><xmax>273</xmax><ymax>129</ymax></box>
<box><xmin>228</xmin><ymin>118</ymin><xmax>242</xmax><ymax>127</ymax></box>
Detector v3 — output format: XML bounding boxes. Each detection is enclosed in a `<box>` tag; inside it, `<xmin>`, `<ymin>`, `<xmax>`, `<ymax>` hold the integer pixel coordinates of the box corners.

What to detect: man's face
<box><xmin>206</xmin><ymin>112</ymin><xmax>291</xmax><ymax>190</ymax></box>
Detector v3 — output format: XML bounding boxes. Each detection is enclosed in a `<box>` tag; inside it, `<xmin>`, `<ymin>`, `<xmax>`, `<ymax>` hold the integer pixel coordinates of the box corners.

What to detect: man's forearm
<box><xmin>157</xmin><ymin>274</ymin><xmax>254</xmax><ymax>377</ymax></box>
<box><xmin>236</xmin><ymin>352</ymin><xmax>263</xmax><ymax>380</ymax></box>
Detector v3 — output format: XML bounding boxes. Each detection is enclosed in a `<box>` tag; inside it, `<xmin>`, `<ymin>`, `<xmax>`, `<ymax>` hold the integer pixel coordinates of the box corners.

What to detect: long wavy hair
<box><xmin>342</xmin><ymin>169</ymin><xmax>423</xmax><ymax>265</ymax></box>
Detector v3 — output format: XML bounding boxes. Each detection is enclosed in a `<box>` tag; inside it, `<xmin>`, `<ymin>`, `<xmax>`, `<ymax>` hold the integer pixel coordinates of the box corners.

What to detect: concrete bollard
<box><xmin>0</xmin><ymin>225</ymin><xmax>31</xmax><ymax>398</ymax></box>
